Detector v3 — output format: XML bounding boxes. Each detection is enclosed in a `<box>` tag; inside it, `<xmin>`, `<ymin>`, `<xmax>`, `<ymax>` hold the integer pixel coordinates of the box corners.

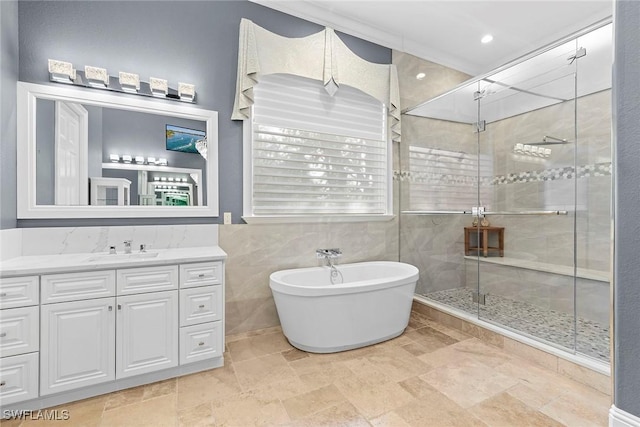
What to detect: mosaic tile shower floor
<box><xmin>424</xmin><ymin>288</ymin><xmax>610</xmax><ymax>362</ymax></box>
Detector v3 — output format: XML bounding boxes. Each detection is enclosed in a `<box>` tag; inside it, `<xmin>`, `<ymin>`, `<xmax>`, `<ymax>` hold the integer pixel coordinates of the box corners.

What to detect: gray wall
<box><xmin>14</xmin><ymin>0</ymin><xmax>391</xmax><ymax>227</ymax></box>
<box><xmin>613</xmin><ymin>0</ymin><xmax>640</xmax><ymax>417</ymax></box>
<box><xmin>0</xmin><ymin>1</ymin><xmax>18</xmax><ymax>229</ymax></box>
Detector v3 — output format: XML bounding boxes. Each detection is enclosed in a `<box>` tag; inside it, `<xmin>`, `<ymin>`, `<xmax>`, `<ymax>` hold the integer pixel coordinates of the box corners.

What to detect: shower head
<box><xmin>527</xmin><ymin>135</ymin><xmax>571</xmax><ymax>146</ymax></box>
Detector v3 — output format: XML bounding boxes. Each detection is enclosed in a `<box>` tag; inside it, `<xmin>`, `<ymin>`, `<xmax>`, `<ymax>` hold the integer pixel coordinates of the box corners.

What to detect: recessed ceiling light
<box><xmin>481</xmin><ymin>34</ymin><xmax>494</xmax><ymax>44</ymax></box>
<box><xmin>416</xmin><ymin>72</ymin><xmax>426</xmax><ymax>80</ymax></box>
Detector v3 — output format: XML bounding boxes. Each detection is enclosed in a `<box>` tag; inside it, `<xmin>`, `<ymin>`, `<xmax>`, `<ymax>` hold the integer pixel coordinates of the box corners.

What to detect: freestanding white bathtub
<box><xmin>269</xmin><ymin>261</ymin><xmax>419</xmax><ymax>353</ymax></box>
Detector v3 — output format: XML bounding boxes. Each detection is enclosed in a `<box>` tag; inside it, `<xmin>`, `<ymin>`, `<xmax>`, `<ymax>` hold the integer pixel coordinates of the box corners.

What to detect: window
<box><xmin>243</xmin><ymin>74</ymin><xmax>392</xmax><ymax>221</ymax></box>
<box><xmin>407</xmin><ymin>146</ymin><xmax>493</xmax><ymax>211</ymax></box>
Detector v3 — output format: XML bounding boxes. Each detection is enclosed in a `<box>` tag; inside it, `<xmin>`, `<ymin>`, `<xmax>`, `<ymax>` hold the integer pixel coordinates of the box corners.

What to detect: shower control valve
<box><xmin>472</xmin><ymin>206</ymin><xmax>485</xmax><ymax>217</ymax></box>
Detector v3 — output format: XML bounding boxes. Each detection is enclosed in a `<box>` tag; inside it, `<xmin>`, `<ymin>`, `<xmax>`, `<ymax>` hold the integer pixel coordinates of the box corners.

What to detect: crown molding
<box><xmin>249</xmin><ymin>0</ymin><xmax>479</xmax><ymax>75</ymax></box>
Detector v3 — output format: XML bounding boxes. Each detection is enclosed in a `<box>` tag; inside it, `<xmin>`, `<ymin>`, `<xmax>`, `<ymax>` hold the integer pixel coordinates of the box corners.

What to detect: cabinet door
<box><xmin>116</xmin><ymin>291</ymin><xmax>178</xmax><ymax>379</ymax></box>
<box><xmin>40</xmin><ymin>298</ymin><xmax>116</xmax><ymax>395</ymax></box>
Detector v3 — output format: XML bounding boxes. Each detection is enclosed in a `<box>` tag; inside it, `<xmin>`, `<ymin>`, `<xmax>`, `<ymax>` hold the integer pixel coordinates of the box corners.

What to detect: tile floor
<box><xmin>5</xmin><ymin>310</ymin><xmax>610</xmax><ymax>426</ymax></box>
<box><xmin>425</xmin><ymin>288</ymin><xmax>610</xmax><ymax>362</ymax></box>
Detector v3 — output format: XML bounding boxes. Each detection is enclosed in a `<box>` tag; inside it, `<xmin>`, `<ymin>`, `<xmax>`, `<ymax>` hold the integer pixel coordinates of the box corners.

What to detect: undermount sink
<box><xmin>85</xmin><ymin>252</ymin><xmax>159</xmax><ymax>262</ymax></box>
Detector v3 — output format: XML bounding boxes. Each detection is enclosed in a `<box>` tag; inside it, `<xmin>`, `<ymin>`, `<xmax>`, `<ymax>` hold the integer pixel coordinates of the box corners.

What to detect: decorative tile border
<box><xmin>394</xmin><ymin>162</ymin><xmax>612</xmax><ymax>185</ymax></box>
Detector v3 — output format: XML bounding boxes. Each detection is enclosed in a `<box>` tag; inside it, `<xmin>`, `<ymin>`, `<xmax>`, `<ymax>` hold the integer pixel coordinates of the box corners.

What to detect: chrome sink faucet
<box><xmin>123</xmin><ymin>240</ymin><xmax>132</xmax><ymax>254</ymax></box>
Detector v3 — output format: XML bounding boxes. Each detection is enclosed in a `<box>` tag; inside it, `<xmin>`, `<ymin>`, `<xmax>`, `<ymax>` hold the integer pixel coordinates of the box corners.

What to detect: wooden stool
<box><xmin>464</xmin><ymin>226</ymin><xmax>504</xmax><ymax>257</ymax></box>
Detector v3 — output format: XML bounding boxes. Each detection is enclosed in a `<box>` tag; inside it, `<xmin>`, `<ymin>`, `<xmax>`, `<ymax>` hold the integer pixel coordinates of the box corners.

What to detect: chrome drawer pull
<box><xmin>198</xmin><ymin>342</ymin><xmax>205</xmax><ymax>346</ymax></box>
<box><xmin>0</xmin><ymin>332</ymin><xmax>6</xmax><ymax>338</ymax></box>
<box><xmin>0</xmin><ymin>381</ymin><xmax>6</xmax><ymax>387</ymax></box>
<box><xmin>0</xmin><ymin>293</ymin><xmax>6</xmax><ymax>297</ymax></box>
<box><xmin>198</xmin><ymin>273</ymin><xmax>206</xmax><ymax>278</ymax></box>
<box><xmin>198</xmin><ymin>304</ymin><xmax>205</xmax><ymax>309</ymax></box>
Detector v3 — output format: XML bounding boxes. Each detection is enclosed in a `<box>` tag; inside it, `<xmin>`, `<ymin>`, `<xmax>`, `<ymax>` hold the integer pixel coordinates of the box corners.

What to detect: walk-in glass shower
<box><xmin>400</xmin><ymin>22</ymin><xmax>612</xmax><ymax>363</ymax></box>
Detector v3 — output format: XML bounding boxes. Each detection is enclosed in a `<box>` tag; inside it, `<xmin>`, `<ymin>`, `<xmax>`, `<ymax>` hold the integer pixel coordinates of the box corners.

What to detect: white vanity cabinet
<box><xmin>0</xmin><ymin>276</ymin><xmax>40</xmax><ymax>405</ymax></box>
<box><xmin>178</xmin><ymin>262</ymin><xmax>224</xmax><ymax>364</ymax></box>
<box><xmin>0</xmin><ymin>250</ymin><xmax>225</xmax><ymax>411</ymax></box>
<box><xmin>39</xmin><ymin>267</ymin><xmax>179</xmax><ymax>394</ymax></box>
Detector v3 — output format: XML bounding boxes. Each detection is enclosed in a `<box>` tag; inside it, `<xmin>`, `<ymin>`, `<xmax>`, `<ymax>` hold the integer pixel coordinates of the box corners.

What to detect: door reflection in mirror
<box><xmin>35</xmin><ymin>99</ymin><xmax>207</xmax><ymax>207</ymax></box>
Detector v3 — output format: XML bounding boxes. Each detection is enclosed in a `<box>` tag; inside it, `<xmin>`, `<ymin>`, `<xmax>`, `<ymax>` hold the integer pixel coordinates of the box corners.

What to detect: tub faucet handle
<box><xmin>316</xmin><ymin>248</ymin><xmax>342</xmax><ymax>258</ymax></box>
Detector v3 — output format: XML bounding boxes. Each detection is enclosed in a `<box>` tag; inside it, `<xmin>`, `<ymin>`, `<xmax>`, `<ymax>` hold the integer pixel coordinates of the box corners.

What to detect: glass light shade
<box><xmin>109</xmin><ymin>154</ymin><xmax>120</xmax><ymax>162</ymax></box>
<box><xmin>48</xmin><ymin>59</ymin><xmax>76</xmax><ymax>83</ymax></box>
<box><xmin>85</xmin><ymin>66</ymin><xmax>109</xmax><ymax>87</ymax></box>
<box><xmin>178</xmin><ymin>82</ymin><xmax>196</xmax><ymax>101</ymax></box>
<box><xmin>119</xmin><ymin>71</ymin><xmax>140</xmax><ymax>92</ymax></box>
<box><xmin>134</xmin><ymin>156</ymin><xmax>145</xmax><ymax>164</ymax></box>
<box><xmin>122</xmin><ymin>155</ymin><xmax>132</xmax><ymax>163</ymax></box>
<box><xmin>149</xmin><ymin>77</ymin><xmax>168</xmax><ymax>96</ymax></box>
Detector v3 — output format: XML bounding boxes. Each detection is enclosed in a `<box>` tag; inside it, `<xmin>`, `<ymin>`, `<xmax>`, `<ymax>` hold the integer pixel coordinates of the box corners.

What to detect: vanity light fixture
<box><xmin>178</xmin><ymin>83</ymin><xmax>196</xmax><ymax>102</ymax></box>
<box><xmin>119</xmin><ymin>72</ymin><xmax>140</xmax><ymax>93</ymax></box>
<box><xmin>134</xmin><ymin>156</ymin><xmax>145</xmax><ymax>164</ymax></box>
<box><xmin>157</xmin><ymin>158</ymin><xmax>168</xmax><ymax>166</ymax></box>
<box><xmin>109</xmin><ymin>154</ymin><xmax>120</xmax><ymax>163</ymax></box>
<box><xmin>122</xmin><ymin>155</ymin><xmax>132</xmax><ymax>164</ymax></box>
<box><xmin>149</xmin><ymin>78</ymin><xmax>168</xmax><ymax>97</ymax></box>
<box><xmin>48</xmin><ymin>59</ymin><xmax>76</xmax><ymax>83</ymax></box>
<box><xmin>85</xmin><ymin>66</ymin><xmax>109</xmax><ymax>88</ymax></box>
<box><xmin>47</xmin><ymin>60</ymin><xmax>197</xmax><ymax>104</ymax></box>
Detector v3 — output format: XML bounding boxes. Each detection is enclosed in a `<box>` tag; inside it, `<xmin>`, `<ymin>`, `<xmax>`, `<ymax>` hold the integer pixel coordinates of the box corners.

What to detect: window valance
<box><xmin>231</xmin><ymin>18</ymin><xmax>401</xmax><ymax>142</ymax></box>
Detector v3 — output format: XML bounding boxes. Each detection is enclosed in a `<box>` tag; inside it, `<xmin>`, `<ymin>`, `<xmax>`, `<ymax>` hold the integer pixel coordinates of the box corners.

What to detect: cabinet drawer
<box><xmin>0</xmin><ymin>352</ymin><xmax>39</xmax><ymax>406</ymax></box>
<box><xmin>0</xmin><ymin>276</ymin><xmax>39</xmax><ymax>309</ymax></box>
<box><xmin>180</xmin><ymin>262</ymin><xmax>222</xmax><ymax>289</ymax></box>
<box><xmin>117</xmin><ymin>265</ymin><xmax>178</xmax><ymax>295</ymax></box>
<box><xmin>0</xmin><ymin>306</ymin><xmax>39</xmax><ymax>358</ymax></box>
<box><xmin>42</xmin><ymin>270</ymin><xmax>115</xmax><ymax>304</ymax></box>
<box><xmin>180</xmin><ymin>322</ymin><xmax>222</xmax><ymax>365</ymax></box>
<box><xmin>179</xmin><ymin>286</ymin><xmax>222</xmax><ymax>327</ymax></box>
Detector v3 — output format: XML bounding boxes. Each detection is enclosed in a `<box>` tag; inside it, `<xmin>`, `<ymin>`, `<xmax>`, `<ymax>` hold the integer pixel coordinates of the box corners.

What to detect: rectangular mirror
<box><xmin>17</xmin><ymin>82</ymin><xmax>218</xmax><ymax>218</ymax></box>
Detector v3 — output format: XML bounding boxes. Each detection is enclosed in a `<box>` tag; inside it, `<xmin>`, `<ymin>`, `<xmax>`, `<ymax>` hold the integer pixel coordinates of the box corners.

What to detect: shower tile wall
<box><xmin>394</xmin><ymin>51</ymin><xmax>473</xmax><ymax>297</ymax></box>
<box><xmin>481</xmin><ymin>90</ymin><xmax>612</xmax><ymax>272</ymax></box>
<box><xmin>220</xmin><ymin>220</ymin><xmax>399</xmax><ymax>335</ymax></box>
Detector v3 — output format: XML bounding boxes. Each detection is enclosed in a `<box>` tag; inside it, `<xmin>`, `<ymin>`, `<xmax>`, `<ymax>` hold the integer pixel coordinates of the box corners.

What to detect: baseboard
<box><xmin>610</xmin><ymin>405</ymin><xmax>640</xmax><ymax>427</ymax></box>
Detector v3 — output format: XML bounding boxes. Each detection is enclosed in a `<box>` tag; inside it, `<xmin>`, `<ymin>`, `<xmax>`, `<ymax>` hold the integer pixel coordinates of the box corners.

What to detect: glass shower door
<box><xmin>474</xmin><ymin>37</ymin><xmax>579</xmax><ymax>352</ymax></box>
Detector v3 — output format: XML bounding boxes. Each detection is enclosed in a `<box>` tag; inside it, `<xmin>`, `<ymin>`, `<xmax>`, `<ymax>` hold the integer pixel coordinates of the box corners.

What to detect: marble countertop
<box><xmin>0</xmin><ymin>246</ymin><xmax>227</xmax><ymax>277</ymax></box>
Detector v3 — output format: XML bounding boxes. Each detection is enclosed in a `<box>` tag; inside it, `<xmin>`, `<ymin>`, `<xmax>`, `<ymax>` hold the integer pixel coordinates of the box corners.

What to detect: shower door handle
<box><xmin>483</xmin><ymin>210</ymin><xmax>568</xmax><ymax>215</ymax></box>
